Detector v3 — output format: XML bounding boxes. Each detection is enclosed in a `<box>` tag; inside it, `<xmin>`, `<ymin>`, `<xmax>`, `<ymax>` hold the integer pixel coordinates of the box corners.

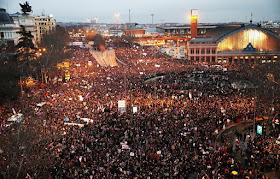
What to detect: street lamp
<box><xmin>115</xmin><ymin>12</ymin><xmax>120</xmax><ymax>29</ymax></box>
<box><xmin>151</xmin><ymin>14</ymin><xmax>154</xmax><ymax>25</ymax></box>
<box><xmin>253</xmin><ymin>87</ymin><xmax>257</xmax><ymax>138</ymax></box>
<box><xmin>95</xmin><ymin>17</ymin><xmax>98</xmax><ymax>30</ymax></box>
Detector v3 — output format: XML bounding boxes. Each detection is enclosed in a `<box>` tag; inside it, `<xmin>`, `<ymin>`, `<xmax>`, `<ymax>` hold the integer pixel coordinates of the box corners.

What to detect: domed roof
<box><xmin>0</xmin><ymin>8</ymin><xmax>14</xmax><ymax>24</ymax></box>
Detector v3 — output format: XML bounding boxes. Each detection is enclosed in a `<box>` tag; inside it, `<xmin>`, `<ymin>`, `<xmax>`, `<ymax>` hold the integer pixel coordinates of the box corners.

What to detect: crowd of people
<box><xmin>0</xmin><ymin>40</ymin><xmax>279</xmax><ymax>178</ymax></box>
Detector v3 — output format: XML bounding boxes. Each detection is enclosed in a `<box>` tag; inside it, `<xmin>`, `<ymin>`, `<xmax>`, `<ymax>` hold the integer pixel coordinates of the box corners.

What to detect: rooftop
<box><xmin>203</xmin><ymin>24</ymin><xmax>242</xmax><ymax>41</ymax></box>
<box><xmin>0</xmin><ymin>8</ymin><xmax>14</xmax><ymax>24</ymax></box>
<box><xmin>190</xmin><ymin>37</ymin><xmax>216</xmax><ymax>43</ymax></box>
<box><xmin>157</xmin><ymin>25</ymin><xmax>217</xmax><ymax>30</ymax></box>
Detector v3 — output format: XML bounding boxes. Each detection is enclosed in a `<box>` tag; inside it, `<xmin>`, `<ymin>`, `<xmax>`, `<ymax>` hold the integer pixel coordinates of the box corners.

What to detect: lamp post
<box><xmin>253</xmin><ymin>87</ymin><xmax>257</xmax><ymax>138</ymax></box>
<box><xmin>38</xmin><ymin>48</ymin><xmax>47</xmax><ymax>83</ymax></box>
<box><xmin>151</xmin><ymin>14</ymin><xmax>154</xmax><ymax>25</ymax></box>
<box><xmin>95</xmin><ymin>17</ymin><xmax>98</xmax><ymax>30</ymax></box>
<box><xmin>129</xmin><ymin>63</ymin><xmax>133</xmax><ymax>121</ymax></box>
<box><xmin>115</xmin><ymin>12</ymin><xmax>120</xmax><ymax>29</ymax></box>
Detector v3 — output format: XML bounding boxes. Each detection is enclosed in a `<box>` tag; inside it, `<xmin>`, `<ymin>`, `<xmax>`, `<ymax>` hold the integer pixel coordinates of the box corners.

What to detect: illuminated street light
<box><xmin>115</xmin><ymin>12</ymin><xmax>120</xmax><ymax>29</ymax></box>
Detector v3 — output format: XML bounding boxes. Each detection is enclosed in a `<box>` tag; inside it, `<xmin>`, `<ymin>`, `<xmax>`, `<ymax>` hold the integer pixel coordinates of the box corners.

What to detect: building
<box><xmin>0</xmin><ymin>8</ymin><xmax>18</xmax><ymax>49</ymax></box>
<box><xmin>35</xmin><ymin>15</ymin><xmax>56</xmax><ymax>43</ymax></box>
<box><xmin>1</xmin><ymin>7</ymin><xmax>57</xmax><ymax>48</ymax></box>
<box><xmin>0</xmin><ymin>9</ymin><xmax>37</xmax><ymax>47</ymax></box>
<box><xmin>187</xmin><ymin>24</ymin><xmax>280</xmax><ymax>63</ymax></box>
<box><xmin>109</xmin><ymin>28</ymin><xmax>124</xmax><ymax>36</ymax></box>
<box><xmin>156</xmin><ymin>25</ymin><xmax>216</xmax><ymax>38</ymax></box>
<box><xmin>124</xmin><ymin>29</ymin><xmax>145</xmax><ymax>36</ymax></box>
<box><xmin>10</xmin><ymin>12</ymin><xmax>37</xmax><ymax>44</ymax></box>
<box><xmin>191</xmin><ymin>9</ymin><xmax>198</xmax><ymax>39</ymax></box>
<box><xmin>187</xmin><ymin>37</ymin><xmax>217</xmax><ymax>63</ymax></box>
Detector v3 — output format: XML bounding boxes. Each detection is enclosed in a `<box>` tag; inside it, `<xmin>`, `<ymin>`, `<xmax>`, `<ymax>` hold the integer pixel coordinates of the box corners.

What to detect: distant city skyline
<box><xmin>1</xmin><ymin>0</ymin><xmax>280</xmax><ymax>23</ymax></box>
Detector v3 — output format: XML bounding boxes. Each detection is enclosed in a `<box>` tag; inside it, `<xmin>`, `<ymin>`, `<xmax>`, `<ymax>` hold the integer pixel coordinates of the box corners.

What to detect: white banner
<box><xmin>118</xmin><ymin>100</ymin><xmax>126</xmax><ymax>113</ymax></box>
<box><xmin>133</xmin><ymin>106</ymin><xmax>138</xmax><ymax>113</ymax></box>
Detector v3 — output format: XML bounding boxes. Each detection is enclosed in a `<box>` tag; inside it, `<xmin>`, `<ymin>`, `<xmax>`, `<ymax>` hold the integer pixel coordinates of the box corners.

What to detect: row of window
<box><xmin>190</xmin><ymin>56</ymin><xmax>278</xmax><ymax>63</ymax></box>
<box><xmin>165</xmin><ymin>29</ymin><xmax>207</xmax><ymax>35</ymax></box>
<box><xmin>190</xmin><ymin>42</ymin><xmax>215</xmax><ymax>44</ymax></box>
<box><xmin>190</xmin><ymin>56</ymin><xmax>216</xmax><ymax>62</ymax></box>
<box><xmin>217</xmin><ymin>59</ymin><xmax>277</xmax><ymax>64</ymax></box>
<box><xmin>190</xmin><ymin>49</ymin><xmax>216</xmax><ymax>54</ymax></box>
<box><xmin>36</xmin><ymin>18</ymin><xmax>51</xmax><ymax>21</ymax></box>
<box><xmin>0</xmin><ymin>32</ymin><xmax>14</xmax><ymax>38</ymax></box>
<box><xmin>36</xmin><ymin>22</ymin><xmax>54</xmax><ymax>26</ymax></box>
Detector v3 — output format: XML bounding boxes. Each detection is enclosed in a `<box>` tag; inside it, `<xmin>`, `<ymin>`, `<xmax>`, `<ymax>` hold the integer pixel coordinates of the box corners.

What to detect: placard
<box><xmin>257</xmin><ymin>125</ymin><xmax>262</xmax><ymax>135</ymax></box>
<box><xmin>118</xmin><ymin>100</ymin><xmax>126</xmax><ymax>113</ymax></box>
<box><xmin>133</xmin><ymin>106</ymin><xmax>138</xmax><ymax>113</ymax></box>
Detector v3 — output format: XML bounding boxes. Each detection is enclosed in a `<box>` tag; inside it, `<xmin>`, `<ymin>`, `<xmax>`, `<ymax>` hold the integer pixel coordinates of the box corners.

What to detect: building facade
<box><xmin>35</xmin><ymin>15</ymin><xmax>56</xmax><ymax>43</ymax></box>
<box><xmin>10</xmin><ymin>12</ymin><xmax>37</xmax><ymax>45</ymax></box>
<box><xmin>0</xmin><ymin>8</ymin><xmax>18</xmax><ymax>49</ymax></box>
<box><xmin>187</xmin><ymin>37</ymin><xmax>217</xmax><ymax>63</ymax></box>
<box><xmin>156</xmin><ymin>25</ymin><xmax>216</xmax><ymax>39</ymax></box>
<box><xmin>187</xmin><ymin>24</ymin><xmax>280</xmax><ymax>64</ymax></box>
<box><xmin>1</xmin><ymin>8</ymin><xmax>56</xmax><ymax>48</ymax></box>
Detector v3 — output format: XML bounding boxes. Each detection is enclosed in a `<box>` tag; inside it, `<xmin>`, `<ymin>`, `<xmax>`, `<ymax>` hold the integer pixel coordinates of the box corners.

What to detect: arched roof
<box><xmin>216</xmin><ymin>25</ymin><xmax>280</xmax><ymax>43</ymax></box>
<box><xmin>215</xmin><ymin>25</ymin><xmax>280</xmax><ymax>52</ymax></box>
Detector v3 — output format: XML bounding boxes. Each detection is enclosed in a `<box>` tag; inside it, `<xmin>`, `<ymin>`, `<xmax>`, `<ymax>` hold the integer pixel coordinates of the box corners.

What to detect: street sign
<box><xmin>257</xmin><ymin>125</ymin><xmax>262</xmax><ymax>135</ymax></box>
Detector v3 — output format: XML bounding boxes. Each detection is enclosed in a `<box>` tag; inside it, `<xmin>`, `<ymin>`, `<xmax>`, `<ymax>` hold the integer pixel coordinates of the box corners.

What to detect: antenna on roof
<box><xmin>129</xmin><ymin>9</ymin><xmax>131</xmax><ymax>24</ymax></box>
<box><xmin>151</xmin><ymin>14</ymin><xmax>154</xmax><ymax>25</ymax></box>
<box><xmin>41</xmin><ymin>9</ymin><xmax>45</xmax><ymax>16</ymax></box>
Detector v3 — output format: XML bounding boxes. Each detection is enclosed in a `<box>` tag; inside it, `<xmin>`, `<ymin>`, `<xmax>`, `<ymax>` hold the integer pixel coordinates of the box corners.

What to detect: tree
<box><xmin>15</xmin><ymin>25</ymin><xmax>37</xmax><ymax>77</ymax></box>
<box><xmin>0</xmin><ymin>53</ymin><xmax>20</xmax><ymax>104</ymax></box>
<box><xmin>123</xmin><ymin>34</ymin><xmax>136</xmax><ymax>47</ymax></box>
<box><xmin>0</xmin><ymin>115</ymin><xmax>56</xmax><ymax>179</ymax></box>
<box><xmin>38</xmin><ymin>25</ymin><xmax>71</xmax><ymax>82</ymax></box>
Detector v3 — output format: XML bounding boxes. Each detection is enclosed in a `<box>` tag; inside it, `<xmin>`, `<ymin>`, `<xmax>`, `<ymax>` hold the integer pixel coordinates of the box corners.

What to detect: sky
<box><xmin>1</xmin><ymin>0</ymin><xmax>280</xmax><ymax>23</ymax></box>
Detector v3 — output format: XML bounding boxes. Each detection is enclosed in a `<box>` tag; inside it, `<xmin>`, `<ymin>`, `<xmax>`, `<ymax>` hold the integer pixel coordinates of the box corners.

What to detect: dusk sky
<box><xmin>1</xmin><ymin>0</ymin><xmax>280</xmax><ymax>23</ymax></box>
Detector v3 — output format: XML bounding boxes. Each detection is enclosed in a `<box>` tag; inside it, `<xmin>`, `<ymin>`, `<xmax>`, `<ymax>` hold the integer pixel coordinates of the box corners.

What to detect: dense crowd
<box><xmin>0</xmin><ymin>43</ymin><xmax>279</xmax><ymax>178</ymax></box>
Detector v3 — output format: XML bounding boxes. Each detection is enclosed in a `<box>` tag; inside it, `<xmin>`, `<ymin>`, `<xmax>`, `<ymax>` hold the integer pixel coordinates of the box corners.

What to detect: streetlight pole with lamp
<box><xmin>115</xmin><ymin>12</ymin><xmax>120</xmax><ymax>29</ymax></box>
<box><xmin>253</xmin><ymin>87</ymin><xmax>257</xmax><ymax>138</ymax></box>
<box><xmin>95</xmin><ymin>17</ymin><xmax>98</xmax><ymax>30</ymax></box>
<box><xmin>151</xmin><ymin>14</ymin><xmax>154</xmax><ymax>25</ymax></box>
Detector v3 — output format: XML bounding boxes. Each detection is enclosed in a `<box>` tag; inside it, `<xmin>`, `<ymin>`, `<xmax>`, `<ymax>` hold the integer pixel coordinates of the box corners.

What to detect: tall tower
<box><xmin>191</xmin><ymin>9</ymin><xmax>198</xmax><ymax>39</ymax></box>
